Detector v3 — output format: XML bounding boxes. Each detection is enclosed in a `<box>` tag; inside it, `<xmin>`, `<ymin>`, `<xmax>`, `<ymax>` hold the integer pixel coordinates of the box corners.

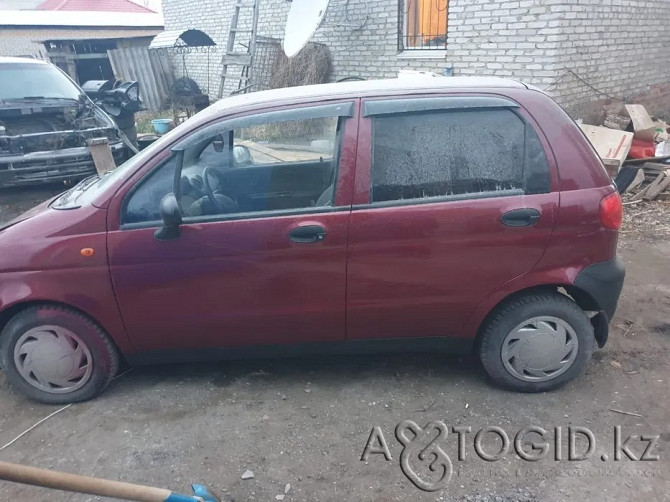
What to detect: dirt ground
<box><xmin>0</xmin><ymin>187</ymin><xmax>668</xmax><ymax>502</ymax></box>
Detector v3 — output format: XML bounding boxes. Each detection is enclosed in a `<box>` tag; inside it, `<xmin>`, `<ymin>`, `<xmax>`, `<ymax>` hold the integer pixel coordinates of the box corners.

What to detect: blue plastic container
<box><xmin>151</xmin><ymin>119</ymin><xmax>172</xmax><ymax>134</ymax></box>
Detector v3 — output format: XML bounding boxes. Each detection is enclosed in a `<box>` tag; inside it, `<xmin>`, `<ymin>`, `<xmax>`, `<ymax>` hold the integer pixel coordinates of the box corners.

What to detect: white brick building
<box><xmin>163</xmin><ymin>0</ymin><xmax>670</xmax><ymax>117</ymax></box>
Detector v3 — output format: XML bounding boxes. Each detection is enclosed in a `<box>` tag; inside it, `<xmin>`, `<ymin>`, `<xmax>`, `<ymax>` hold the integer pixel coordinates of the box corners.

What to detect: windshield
<box><xmin>52</xmin><ymin>153</ymin><xmax>147</xmax><ymax>209</ymax></box>
<box><xmin>0</xmin><ymin>63</ymin><xmax>82</xmax><ymax>101</ymax></box>
<box><xmin>52</xmin><ymin>128</ymin><xmax>178</xmax><ymax>208</ymax></box>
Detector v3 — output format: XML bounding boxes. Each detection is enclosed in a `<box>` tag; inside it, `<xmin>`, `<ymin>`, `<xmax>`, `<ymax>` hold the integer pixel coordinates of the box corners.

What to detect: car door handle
<box><xmin>501</xmin><ymin>208</ymin><xmax>541</xmax><ymax>227</ymax></box>
<box><xmin>288</xmin><ymin>225</ymin><xmax>327</xmax><ymax>243</ymax></box>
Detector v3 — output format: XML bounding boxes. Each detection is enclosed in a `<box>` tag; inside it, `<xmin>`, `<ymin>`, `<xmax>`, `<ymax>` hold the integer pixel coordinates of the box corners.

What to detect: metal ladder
<box><xmin>218</xmin><ymin>0</ymin><xmax>261</xmax><ymax>98</ymax></box>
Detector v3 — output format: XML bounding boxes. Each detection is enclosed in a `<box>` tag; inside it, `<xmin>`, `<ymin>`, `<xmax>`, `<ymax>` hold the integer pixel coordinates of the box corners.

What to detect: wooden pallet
<box><xmin>627</xmin><ymin>163</ymin><xmax>670</xmax><ymax>201</ymax></box>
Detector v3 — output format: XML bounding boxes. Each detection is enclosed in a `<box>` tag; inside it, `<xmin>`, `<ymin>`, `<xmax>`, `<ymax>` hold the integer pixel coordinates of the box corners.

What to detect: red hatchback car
<box><xmin>0</xmin><ymin>77</ymin><xmax>624</xmax><ymax>403</ymax></box>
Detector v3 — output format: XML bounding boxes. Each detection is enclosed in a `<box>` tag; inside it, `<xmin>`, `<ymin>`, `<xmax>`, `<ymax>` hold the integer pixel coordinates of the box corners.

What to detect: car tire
<box><xmin>479</xmin><ymin>292</ymin><xmax>594</xmax><ymax>393</ymax></box>
<box><xmin>0</xmin><ymin>305</ymin><xmax>119</xmax><ymax>404</ymax></box>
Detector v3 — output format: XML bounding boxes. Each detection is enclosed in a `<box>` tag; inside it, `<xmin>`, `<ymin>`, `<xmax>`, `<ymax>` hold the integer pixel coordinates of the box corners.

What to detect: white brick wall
<box><xmin>548</xmin><ymin>0</ymin><xmax>670</xmax><ymax>111</ymax></box>
<box><xmin>161</xmin><ymin>0</ymin><xmax>670</xmax><ymax>111</ymax></box>
<box><xmin>0</xmin><ymin>29</ymin><xmax>48</xmax><ymax>58</ymax></box>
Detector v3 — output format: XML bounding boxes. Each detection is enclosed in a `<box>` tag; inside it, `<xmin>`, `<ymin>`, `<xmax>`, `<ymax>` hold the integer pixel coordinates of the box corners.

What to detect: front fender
<box><xmin>0</xmin><ymin>269</ymin><xmax>135</xmax><ymax>355</ymax></box>
<box><xmin>0</xmin><ymin>205</ymin><xmax>134</xmax><ymax>354</ymax></box>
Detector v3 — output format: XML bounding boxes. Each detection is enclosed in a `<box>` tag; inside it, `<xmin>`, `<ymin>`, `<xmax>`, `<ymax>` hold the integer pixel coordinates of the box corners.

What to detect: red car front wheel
<box><xmin>1</xmin><ymin>305</ymin><xmax>119</xmax><ymax>404</ymax></box>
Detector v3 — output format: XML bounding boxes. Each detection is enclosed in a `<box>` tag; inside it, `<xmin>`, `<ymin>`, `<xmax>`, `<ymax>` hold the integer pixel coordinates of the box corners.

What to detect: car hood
<box><xmin>0</xmin><ymin>97</ymin><xmax>79</xmax><ymax>109</ymax></box>
<box><xmin>0</xmin><ymin>194</ymin><xmax>58</xmax><ymax>232</ymax></box>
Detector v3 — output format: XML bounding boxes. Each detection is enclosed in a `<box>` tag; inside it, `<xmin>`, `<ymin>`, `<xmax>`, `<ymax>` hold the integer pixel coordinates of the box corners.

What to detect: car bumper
<box><xmin>0</xmin><ymin>142</ymin><xmax>125</xmax><ymax>188</ymax></box>
<box><xmin>573</xmin><ymin>256</ymin><xmax>625</xmax><ymax>347</ymax></box>
<box><xmin>574</xmin><ymin>256</ymin><xmax>625</xmax><ymax>321</ymax></box>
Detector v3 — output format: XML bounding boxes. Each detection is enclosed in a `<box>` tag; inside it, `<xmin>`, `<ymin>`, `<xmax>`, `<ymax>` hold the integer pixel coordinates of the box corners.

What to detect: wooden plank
<box><xmin>46</xmin><ymin>52</ymin><xmax>109</xmax><ymax>60</ymax></box>
<box><xmin>625</xmin><ymin>168</ymin><xmax>646</xmax><ymax>193</ymax></box>
<box><xmin>636</xmin><ymin>172</ymin><xmax>666</xmax><ymax>201</ymax></box>
<box><xmin>628</xmin><ymin>189</ymin><xmax>647</xmax><ymax>202</ymax></box>
<box><xmin>625</xmin><ymin>104</ymin><xmax>655</xmax><ymax>132</ymax></box>
<box><xmin>628</xmin><ymin>178</ymin><xmax>656</xmax><ymax>201</ymax></box>
<box><xmin>86</xmin><ymin>138</ymin><xmax>116</xmax><ymax>174</ymax></box>
<box><xmin>643</xmin><ymin>172</ymin><xmax>670</xmax><ymax>200</ymax></box>
<box><xmin>223</xmin><ymin>53</ymin><xmax>252</xmax><ymax>66</ymax></box>
<box><xmin>641</xmin><ymin>163</ymin><xmax>670</xmax><ymax>175</ymax></box>
<box><xmin>220</xmin><ymin>73</ymin><xmax>249</xmax><ymax>81</ymax></box>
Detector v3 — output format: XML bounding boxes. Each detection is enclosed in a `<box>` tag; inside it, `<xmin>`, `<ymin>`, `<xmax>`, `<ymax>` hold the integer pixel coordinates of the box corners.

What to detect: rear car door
<box><xmin>347</xmin><ymin>95</ymin><xmax>559</xmax><ymax>341</ymax></box>
<box><xmin>106</xmin><ymin>101</ymin><xmax>358</xmax><ymax>354</ymax></box>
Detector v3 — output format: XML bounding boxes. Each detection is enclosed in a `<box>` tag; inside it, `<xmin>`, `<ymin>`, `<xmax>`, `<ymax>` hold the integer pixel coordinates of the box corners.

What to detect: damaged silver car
<box><xmin>0</xmin><ymin>57</ymin><xmax>128</xmax><ymax>187</ymax></box>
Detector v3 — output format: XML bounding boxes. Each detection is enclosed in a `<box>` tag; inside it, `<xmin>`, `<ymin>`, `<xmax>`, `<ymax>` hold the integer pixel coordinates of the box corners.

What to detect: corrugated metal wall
<box><xmin>108</xmin><ymin>46</ymin><xmax>174</xmax><ymax>112</ymax></box>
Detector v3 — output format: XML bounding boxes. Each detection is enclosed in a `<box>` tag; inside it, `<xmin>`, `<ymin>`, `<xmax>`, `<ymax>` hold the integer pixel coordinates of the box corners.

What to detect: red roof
<box><xmin>37</xmin><ymin>0</ymin><xmax>156</xmax><ymax>13</ymax></box>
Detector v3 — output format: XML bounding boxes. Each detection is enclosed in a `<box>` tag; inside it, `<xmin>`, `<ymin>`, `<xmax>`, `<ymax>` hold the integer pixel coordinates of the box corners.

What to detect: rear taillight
<box><xmin>599</xmin><ymin>191</ymin><xmax>623</xmax><ymax>230</ymax></box>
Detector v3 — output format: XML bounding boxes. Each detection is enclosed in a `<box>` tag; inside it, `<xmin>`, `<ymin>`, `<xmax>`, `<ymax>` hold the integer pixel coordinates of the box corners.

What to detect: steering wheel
<box><xmin>202</xmin><ymin>166</ymin><xmax>229</xmax><ymax>213</ymax></box>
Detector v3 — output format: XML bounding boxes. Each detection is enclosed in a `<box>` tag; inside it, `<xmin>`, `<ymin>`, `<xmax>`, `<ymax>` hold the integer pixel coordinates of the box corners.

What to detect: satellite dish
<box><xmin>283</xmin><ymin>0</ymin><xmax>331</xmax><ymax>58</ymax></box>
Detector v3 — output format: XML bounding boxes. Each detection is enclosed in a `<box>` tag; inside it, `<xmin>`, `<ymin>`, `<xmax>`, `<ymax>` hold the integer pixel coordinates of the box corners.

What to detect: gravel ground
<box><xmin>0</xmin><ymin>188</ymin><xmax>668</xmax><ymax>502</ymax></box>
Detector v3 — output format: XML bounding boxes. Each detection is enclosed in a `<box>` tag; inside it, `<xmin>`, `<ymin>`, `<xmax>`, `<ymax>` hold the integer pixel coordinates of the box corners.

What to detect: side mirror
<box><xmin>233</xmin><ymin>145</ymin><xmax>253</xmax><ymax>165</ymax></box>
<box><xmin>212</xmin><ymin>135</ymin><xmax>225</xmax><ymax>153</ymax></box>
<box><xmin>154</xmin><ymin>193</ymin><xmax>182</xmax><ymax>240</ymax></box>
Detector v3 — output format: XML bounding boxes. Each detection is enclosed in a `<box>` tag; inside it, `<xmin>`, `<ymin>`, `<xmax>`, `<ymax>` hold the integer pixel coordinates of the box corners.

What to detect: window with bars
<box><xmin>398</xmin><ymin>0</ymin><xmax>449</xmax><ymax>50</ymax></box>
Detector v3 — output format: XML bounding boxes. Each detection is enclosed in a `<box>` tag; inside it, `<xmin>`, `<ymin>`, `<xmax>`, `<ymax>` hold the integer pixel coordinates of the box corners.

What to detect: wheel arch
<box><xmin>0</xmin><ymin>300</ymin><xmax>125</xmax><ymax>354</ymax></box>
<box><xmin>473</xmin><ymin>284</ymin><xmax>607</xmax><ymax>351</ymax></box>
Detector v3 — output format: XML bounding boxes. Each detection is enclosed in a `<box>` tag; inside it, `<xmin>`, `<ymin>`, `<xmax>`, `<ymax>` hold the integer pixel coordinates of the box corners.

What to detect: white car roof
<box><xmin>202</xmin><ymin>76</ymin><xmax>529</xmax><ymax>120</ymax></box>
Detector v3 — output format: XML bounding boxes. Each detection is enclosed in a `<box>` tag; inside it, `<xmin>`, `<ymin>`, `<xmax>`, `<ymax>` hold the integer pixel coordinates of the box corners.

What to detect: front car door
<box><xmin>347</xmin><ymin>95</ymin><xmax>559</xmax><ymax>343</ymax></box>
<box><xmin>106</xmin><ymin>101</ymin><xmax>358</xmax><ymax>356</ymax></box>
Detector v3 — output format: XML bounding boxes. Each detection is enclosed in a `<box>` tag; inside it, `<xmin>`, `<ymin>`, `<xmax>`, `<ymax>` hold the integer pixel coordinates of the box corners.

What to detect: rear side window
<box><xmin>370</xmin><ymin>108</ymin><xmax>550</xmax><ymax>203</ymax></box>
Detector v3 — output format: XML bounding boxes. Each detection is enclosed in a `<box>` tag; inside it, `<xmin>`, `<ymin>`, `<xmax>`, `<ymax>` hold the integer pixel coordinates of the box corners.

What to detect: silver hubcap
<box><xmin>501</xmin><ymin>316</ymin><xmax>579</xmax><ymax>382</ymax></box>
<box><xmin>14</xmin><ymin>326</ymin><xmax>93</xmax><ymax>394</ymax></box>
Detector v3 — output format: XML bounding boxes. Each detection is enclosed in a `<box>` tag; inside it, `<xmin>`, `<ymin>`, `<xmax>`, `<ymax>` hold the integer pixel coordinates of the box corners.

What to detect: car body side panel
<box><xmin>108</xmin><ymin>212</ymin><xmax>351</xmax><ymax>352</ymax></box>
<box><xmin>105</xmin><ymin>102</ymin><xmax>360</xmax><ymax>353</ymax></box>
<box><xmin>510</xmin><ymin>90</ymin><xmax>619</xmax><ymax>271</ymax></box>
<box><xmin>346</xmin><ymin>195</ymin><xmax>559</xmax><ymax>341</ymax></box>
<box><xmin>460</xmin><ymin>89</ymin><xmax>620</xmax><ymax>337</ymax></box>
<box><xmin>346</xmin><ymin>95</ymin><xmax>560</xmax><ymax>341</ymax></box>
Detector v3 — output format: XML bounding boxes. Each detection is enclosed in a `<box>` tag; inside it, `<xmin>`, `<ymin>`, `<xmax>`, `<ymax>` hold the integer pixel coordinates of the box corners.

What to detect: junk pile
<box><xmin>578</xmin><ymin>104</ymin><xmax>670</xmax><ymax>202</ymax></box>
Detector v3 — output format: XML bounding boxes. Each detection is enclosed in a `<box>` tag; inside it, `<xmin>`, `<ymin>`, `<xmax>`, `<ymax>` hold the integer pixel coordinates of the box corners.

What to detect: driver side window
<box><xmin>122</xmin><ymin>112</ymin><xmax>345</xmax><ymax>226</ymax></box>
<box><xmin>179</xmin><ymin>115</ymin><xmax>341</xmax><ymax>220</ymax></box>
